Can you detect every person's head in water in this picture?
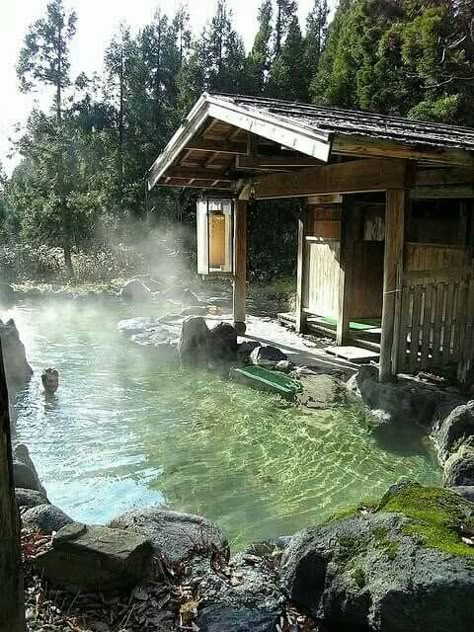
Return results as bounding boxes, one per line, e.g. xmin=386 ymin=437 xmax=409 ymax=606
xmin=41 ymin=368 xmax=59 ymax=394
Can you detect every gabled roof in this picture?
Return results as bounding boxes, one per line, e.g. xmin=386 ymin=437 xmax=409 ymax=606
xmin=216 ymin=94 xmax=474 ymax=152
xmin=147 ymin=92 xmax=474 ymax=191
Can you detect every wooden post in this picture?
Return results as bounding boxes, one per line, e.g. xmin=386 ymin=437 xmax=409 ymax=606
xmin=0 ymin=338 xmax=25 ymax=632
xmin=233 ymin=199 xmax=247 ymax=335
xmin=295 ymin=208 xmax=308 ymax=333
xmin=336 ymin=198 xmax=360 ymax=345
xmin=380 ymin=189 xmax=406 ymax=381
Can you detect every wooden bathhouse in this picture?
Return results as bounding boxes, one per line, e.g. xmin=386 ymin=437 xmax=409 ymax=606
xmin=148 ymin=93 xmax=474 ymax=382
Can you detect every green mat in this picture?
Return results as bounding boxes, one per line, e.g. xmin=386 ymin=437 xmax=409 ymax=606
xmin=230 ymin=366 xmax=303 ymax=400
xmin=315 ymin=316 xmax=380 ymax=331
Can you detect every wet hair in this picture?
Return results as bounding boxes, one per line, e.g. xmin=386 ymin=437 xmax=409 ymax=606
xmin=41 ymin=368 xmax=59 ymax=386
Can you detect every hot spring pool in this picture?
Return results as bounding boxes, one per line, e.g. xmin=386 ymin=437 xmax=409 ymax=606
xmin=8 ymin=299 xmax=442 ymax=547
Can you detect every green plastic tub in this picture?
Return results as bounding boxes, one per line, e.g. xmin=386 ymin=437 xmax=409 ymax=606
xmin=230 ymin=365 xmax=303 ymax=400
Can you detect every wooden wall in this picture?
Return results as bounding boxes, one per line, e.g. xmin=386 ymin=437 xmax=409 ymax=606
xmin=301 ymin=202 xmax=385 ymax=320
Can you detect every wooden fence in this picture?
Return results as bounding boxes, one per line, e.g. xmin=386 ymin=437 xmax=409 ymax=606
xmin=396 ymin=277 xmax=474 ymax=379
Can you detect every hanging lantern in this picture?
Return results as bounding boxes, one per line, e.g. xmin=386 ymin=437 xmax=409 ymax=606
xmin=196 ymin=198 xmax=234 ymax=275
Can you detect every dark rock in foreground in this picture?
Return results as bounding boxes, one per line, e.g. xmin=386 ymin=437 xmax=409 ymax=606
xmin=178 ymin=316 xmax=210 ymax=366
xmin=108 ymin=507 xmax=229 ymax=565
xmin=22 ymin=504 xmax=73 ymax=534
xmin=0 ymin=318 xmax=33 ymax=392
xmin=282 ymin=482 xmax=474 ymax=632
xmin=15 ymin=487 xmax=49 ymax=509
xmin=444 ymin=445 xmax=474 ymax=487
xmin=436 ymin=401 xmax=474 ymax=462
xmin=198 ymin=606 xmax=277 ymax=632
xmin=208 ymin=322 xmax=238 ymax=363
xmin=13 ymin=444 xmax=46 ymax=495
xmin=34 ymin=522 xmax=153 ymax=592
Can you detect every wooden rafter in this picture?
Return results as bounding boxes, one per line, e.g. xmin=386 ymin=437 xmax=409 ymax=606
xmin=333 ymin=135 xmax=474 ymax=168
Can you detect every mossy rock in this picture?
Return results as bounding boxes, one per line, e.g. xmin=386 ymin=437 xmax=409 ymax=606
xmin=377 ymin=481 xmax=474 ymax=557
xmin=282 ymin=482 xmax=474 ymax=632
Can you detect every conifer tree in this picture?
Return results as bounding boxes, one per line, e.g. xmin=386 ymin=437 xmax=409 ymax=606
xmin=17 ymin=0 xmax=77 ymax=274
xmin=246 ymin=0 xmax=273 ymax=95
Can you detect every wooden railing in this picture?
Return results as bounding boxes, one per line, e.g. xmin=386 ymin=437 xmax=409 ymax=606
xmin=397 ymin=277 xmax=474 ymax=379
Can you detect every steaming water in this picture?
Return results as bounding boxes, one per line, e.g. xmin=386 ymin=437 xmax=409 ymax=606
xmin=9 ymin=299 xmax=442 ymax=548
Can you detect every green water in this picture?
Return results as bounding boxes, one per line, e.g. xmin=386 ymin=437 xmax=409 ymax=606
xmin=9 ymin=299 xmax=442 ymax=548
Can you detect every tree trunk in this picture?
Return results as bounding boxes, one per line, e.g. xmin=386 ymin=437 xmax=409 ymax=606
xmin=0 ymin=338 xmax=25 ymax=632
xmin=63 ymin=238 xmax=74 ymax=278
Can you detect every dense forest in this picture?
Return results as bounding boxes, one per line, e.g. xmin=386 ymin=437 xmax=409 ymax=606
xmin=0 ymin=0 xmax=473 ymax=284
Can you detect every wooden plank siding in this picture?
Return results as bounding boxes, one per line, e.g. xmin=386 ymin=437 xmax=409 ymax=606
xmin=302 ymin=239 xmax=341 ymax=319
xmin=397 ymin=277 xmax=474 ymax=378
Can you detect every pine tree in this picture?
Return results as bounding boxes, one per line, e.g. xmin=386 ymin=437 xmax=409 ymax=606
xmin=104 ymin=25 xmax=132 ymax=202
xmin=17 ymin=0 xmax=77 ymax=274
xmin=246 ymin=0 xmax=273 ymax=95
xmin=303 ymin=0 xmax=329 ymax=95
xmin=274 ymin=0 xmax=298 ymax=55
xmin=178 ymin=0 xmax=246 ymax=109
xmin=267 ymin=15 xmax=307 ymax=100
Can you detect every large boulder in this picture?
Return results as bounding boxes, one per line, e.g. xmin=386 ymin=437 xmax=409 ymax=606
xmin=13 ymin=444 xmax=46 ymax=495
xmin=436 ymin=401 xmax=474 ymax=462
xmin=444 ymin=445 xmax=474 ymax=487
xmin=208 ymin=323 xmax=238 ymax=363
xmin=34 ymin=522 xmax=153 ymax=592
xmin=347 ymin=365 xmax=463 ymax=428
xmin=15 ymin=488 xmax=49 ymax=510
xmin=120 ymin=279 xmax=151 ymax=302
xmin=22 ymin=504 xmax=73 ymax=534
xmin=282 ymin=482 xmax=474 ymax=632
xmin=250 ymin=345 xmax=287 ymax=369
xmin=178 ymin=316 xmax=210 ymax=366
xmin=0 ymin=319 xmax=33 ymax=392
xmin=108 ymin=507 xmax=228 ymax=565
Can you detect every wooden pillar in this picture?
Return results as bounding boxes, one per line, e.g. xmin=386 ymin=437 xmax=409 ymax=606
xmin=379 ymin=189 xmax=406 ymax=381
xmin=336 ymin=198 xmax=360 ymax=345
xmin=0 ymin=338 xmax=24 ymax=632
xmin=233 ymin=199 xmax=247 ymax=335
xmin=295 ymin=209 xmax=308 ymax=333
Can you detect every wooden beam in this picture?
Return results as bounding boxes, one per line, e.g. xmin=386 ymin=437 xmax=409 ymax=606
xmin=253 ymin=158 xmax=408 ymax=200
xmin=379 ymin=189 xmax=406 ymax=381
xmin=410 ymin=185 xmax=474 ymax=199
xmin=166 ymin=167 xmax=233 ymax=182
xmin=158 ymin=181 xmax=232 ymax=191
xmin=416 ymin=167 xmax=474 ymax=186
xmin=0 ymin=337 xmax=25 ymax=632
xmin=295 ymin=209 xmax=308 ymax=333
xmin=233 ymin=199 xmax=247 ymax=335
xmin=333 ymin=134 xmax=474 ymax=168
xmin=185 ymin=140 xmax=248 ymax=155
xmin=237 ymin=155 xmax=323 ymax=170
xmin=336 ymin=199 xmax=361 ymax=345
